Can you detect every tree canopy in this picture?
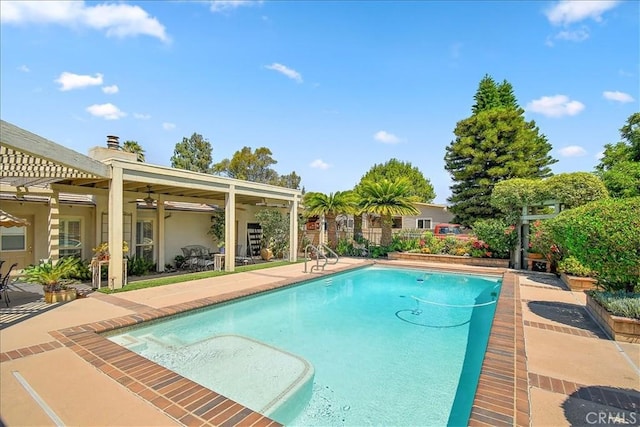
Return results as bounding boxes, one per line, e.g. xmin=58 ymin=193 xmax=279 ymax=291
xmin=122 ymin=140 xmax=145 ymax=162
xmin=213 ymin=146 xmax=302 ymax=189
xmin=355 ymin=158 xmax=435 ymax=203
xmin=357 ymin=178 xmax=420 ymax=246
xmin=170 ymin=133 xmax=213 ymax=173
xmin=595 ymin=112 xmax=640 ymax=198
xmin=445 ymin=75 xmax=556 ymax=226
xmin=303 ymin=191 xmax=357 ymax=248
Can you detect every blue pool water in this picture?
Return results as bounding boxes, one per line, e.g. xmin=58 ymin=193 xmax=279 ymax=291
xmin=108 ymin=266 xmax=501 ymax=426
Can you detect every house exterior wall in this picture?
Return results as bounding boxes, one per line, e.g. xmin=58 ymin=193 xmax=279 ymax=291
xmin=401 ymin=204 xmax=454 ymax=230
xmin=1 ymin=200 xmax=96 ymax=263
xmin=162 ymin=210 xmax=215 ymax=267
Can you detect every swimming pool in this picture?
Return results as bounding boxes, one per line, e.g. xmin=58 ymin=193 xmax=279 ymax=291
xmin=108 ymin=266 xmax=501 ymax=426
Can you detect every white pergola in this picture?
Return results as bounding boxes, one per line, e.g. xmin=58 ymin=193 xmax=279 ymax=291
xmin=0 ymin=120 xmax=302 ymax=288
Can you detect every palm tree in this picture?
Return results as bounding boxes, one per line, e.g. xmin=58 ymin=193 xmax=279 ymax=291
xmin=122 ymin=140 xmax=146 ymax=162
xmin=358 ymin=178 xmax=420 ymax=246
xmin=303 ymin=191 xmax=357 ymax=249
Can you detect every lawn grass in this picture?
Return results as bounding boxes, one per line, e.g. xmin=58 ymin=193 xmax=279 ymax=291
xmin=99 ymin=260 xmax=298 ymax=294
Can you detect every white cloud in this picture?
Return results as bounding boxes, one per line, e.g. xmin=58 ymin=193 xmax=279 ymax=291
xmin=56 ymin=72 xmax=103 ymax=91
xmin=603 ymin=91 xmax=635 ymax=103
xmin=310 ymin=159 xmax=330 ymax=170
xmin=162 ymin=122 xmax=176 ymax=130
xmin=18 ymin=65 xmax=30 ymax=72
xmin=0 ymin=1 xmax=169 ymax=42
xmin=265 ymin=63 xmax=303 ymax=83
xmin=526 ymin=95 xmax=585 ymax=118
xmin=554 ymin=28 xmax=590 ymax=42
xmin=102 ymin=84 xmax=119 ymax=94
xmin=134 ymin=113 xmax=151 ymax=120
xmin=595 ymin=151 xmax=605 ymax=160
xmin=86 ymin=103 xmax=125 ymax=120
xmin=545 ymin=0 xmax=620 ymax=26
xmin=209 ymin=1 xmax=261 ymax=13
xmin=373 ymin=130 xmax=400 ymax=144
xmin=559 ymin=145 xmax=587 ymax=157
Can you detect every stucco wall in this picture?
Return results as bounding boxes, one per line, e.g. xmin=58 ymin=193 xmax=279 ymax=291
xmin=2 ymin=199 xmax=96 ymax=264
xmin=401 ymin=205 xmax=454 ymax=230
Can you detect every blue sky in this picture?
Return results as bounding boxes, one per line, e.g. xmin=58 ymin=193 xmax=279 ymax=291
xmin=1 ymin=0 xmax=638 ymax=204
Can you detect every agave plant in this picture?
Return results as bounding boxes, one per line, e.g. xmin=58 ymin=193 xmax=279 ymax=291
xmin=22 ymin=257 xmax=80 ymax=292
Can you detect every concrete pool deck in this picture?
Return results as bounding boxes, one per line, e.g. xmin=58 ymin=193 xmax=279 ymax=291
xmin=1 ymin=258 xmax=638 ymax=426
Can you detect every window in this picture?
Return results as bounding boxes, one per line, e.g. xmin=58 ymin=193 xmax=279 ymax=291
xmin=392 ymin=217 xmax=402 ymax=229
xmin=60 ymin=218 xmax=82 ymax=258
xmin=0 ymin=226 xmax=26 ymax=251
xmin=100 ymin=212 xmax=132 ymax=252
xmin=136 ymin=220 xmax=154 ymax=261
xmin=416 ymin=218 xmax=432 ymax=229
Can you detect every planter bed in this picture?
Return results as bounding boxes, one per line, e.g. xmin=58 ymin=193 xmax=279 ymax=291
xmin=586 ymin=293 xmax=640 ymax=343
xmin=387 ymin=252 xmax=509 ymax=268
xmin=560 ymin=272 xmax=599 ymax=291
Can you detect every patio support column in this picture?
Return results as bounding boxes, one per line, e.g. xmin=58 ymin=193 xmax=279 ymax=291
xmin=289 ymin=200 xmax=298 ymax=261
xmin=225 ymin=187 xmax=236 ymax=271
xmin=108 ymin=165 xmax=124 ymax=289
xmin=157 ymin=194 xmax=165 ymax=272
xmin=48 ymin=191 xmax=60 ymax=262
xmin=94 ymin=195 xmax=105 ymax=250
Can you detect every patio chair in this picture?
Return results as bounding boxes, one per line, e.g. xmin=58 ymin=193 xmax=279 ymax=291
xmin=235 ymin=244 xmax=254 ymax=265
xmin=0 ymin=262 xmax=18 ymax=307
xmin=180 ymin=246 xmax=214 ymax=271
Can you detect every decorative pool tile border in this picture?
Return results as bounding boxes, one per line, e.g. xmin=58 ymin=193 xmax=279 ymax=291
xmin=1 ymin=262 xmax=529 ymax=426
xmin=468 ymin=271 xmax=530 ymax=427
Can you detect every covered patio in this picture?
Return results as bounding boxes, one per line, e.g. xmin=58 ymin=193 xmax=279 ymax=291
xmin=0 ymin=120 xmax=302 ymax=288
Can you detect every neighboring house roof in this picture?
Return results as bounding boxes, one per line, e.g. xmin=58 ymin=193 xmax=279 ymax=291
xmin=412 ymin=201 xmax=450 ymax=209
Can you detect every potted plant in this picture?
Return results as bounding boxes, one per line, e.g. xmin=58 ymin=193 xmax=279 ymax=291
xmin=208 ymin=211 xmax=225 ymax=252
xmin=22 ymin=257 xmax=80 ymax=303
xmin=92 ymin=241 xmax=129 ymax=261
xmin=255 ymin=209 xmax=289 ymax=260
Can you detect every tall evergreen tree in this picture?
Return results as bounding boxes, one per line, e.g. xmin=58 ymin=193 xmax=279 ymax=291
xmin=445 ymin=76 xmax=556 ymax=226
xmin=170 ymin=133 xmax=213 ymax=173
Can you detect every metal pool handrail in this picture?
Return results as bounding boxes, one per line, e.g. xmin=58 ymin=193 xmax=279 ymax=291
xmin=304 ymin=243 xmax=339 ymax=273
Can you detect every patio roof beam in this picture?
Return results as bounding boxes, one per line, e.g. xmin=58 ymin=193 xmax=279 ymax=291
xmin=1 ymin=120 xmax=111 ymax=180
xmin=0 ymin=184 xmax=54 ymax=195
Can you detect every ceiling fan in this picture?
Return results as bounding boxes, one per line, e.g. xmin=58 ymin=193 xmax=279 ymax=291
xmin=128 ymin=185 xmax=155 ymax=206
xmin=142 ymin=185 xmax=155 ymax=206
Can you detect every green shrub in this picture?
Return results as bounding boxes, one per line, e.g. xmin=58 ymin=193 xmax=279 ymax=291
xmin=545 ymin=172 xmax=609 ymax=209
xmin=588 ymin=291 xmax=640 ymax=319
xmin=418 ymin=231 xmax=444 ymax=254
xmin=557 ymin=256 xmax=594 ymax=277
xmin=549 ymin=197 xmax=640 ymax=292
xmin=127 ymin=256 xmax=156 ymax=276
xmin=491 ymin=178 xmax=550 ymax=223
xmin=472 ymin=219 xmax=517 ymax=259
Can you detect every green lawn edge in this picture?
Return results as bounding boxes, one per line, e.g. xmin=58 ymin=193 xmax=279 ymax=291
xmin=99 ymin=260 xmax=300 ymax=294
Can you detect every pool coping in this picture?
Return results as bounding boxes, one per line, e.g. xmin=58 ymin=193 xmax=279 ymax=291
xmin=6 ymin=261 xmax=528 ymax=426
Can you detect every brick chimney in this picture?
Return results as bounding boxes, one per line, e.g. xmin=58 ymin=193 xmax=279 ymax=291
xmin=106 ymin=135 xmax=120 ymax=150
